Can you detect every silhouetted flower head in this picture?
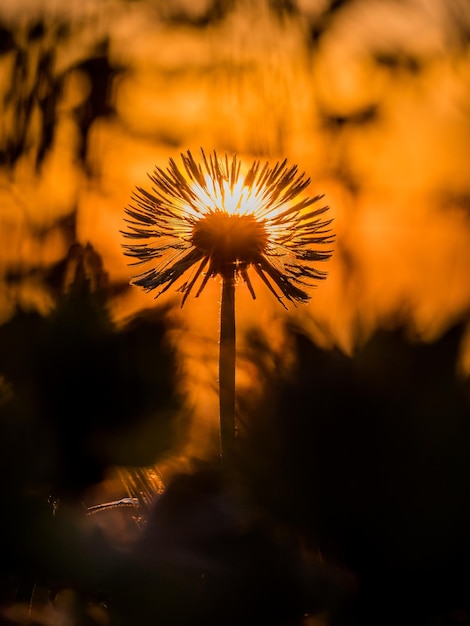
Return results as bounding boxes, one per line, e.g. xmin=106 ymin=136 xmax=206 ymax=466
xmin=122 ymin=149 xmax=334 ymax=308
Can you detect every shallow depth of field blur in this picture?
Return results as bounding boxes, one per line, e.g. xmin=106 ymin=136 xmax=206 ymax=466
xmin=1 ymin=1 xmax=470 ymax=625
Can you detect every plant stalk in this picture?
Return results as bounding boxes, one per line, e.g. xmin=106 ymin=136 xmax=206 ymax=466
xmin=219 ymin=270 xmax=236 ymax=467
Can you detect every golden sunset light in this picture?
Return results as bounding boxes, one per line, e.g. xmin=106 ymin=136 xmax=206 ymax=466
xmin=1 ymin=0 xmax=470 ymax=624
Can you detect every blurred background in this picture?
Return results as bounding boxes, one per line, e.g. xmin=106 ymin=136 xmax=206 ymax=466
xmin=1 ymin=0 xmax=470 ymax=625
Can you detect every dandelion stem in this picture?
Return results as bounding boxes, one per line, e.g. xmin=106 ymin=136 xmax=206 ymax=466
xmin=219 ymin=268 xmax=236 ymax=467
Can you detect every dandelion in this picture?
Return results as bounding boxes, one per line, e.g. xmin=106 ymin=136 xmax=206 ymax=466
xmin=122 ymin=149 xmax=334 ymax=467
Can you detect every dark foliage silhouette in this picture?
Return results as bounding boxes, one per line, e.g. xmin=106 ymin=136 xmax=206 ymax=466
xmin=0 ymin=243 xmax=184 ymax=619
xmin=0 ymin=244 xmax=181 ymax=499
xmin=236 ymin=318 xmax=470 ymax=626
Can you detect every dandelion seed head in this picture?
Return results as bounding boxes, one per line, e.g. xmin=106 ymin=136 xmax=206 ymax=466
xmin=122 ymin=149 xmax=334 ymax=308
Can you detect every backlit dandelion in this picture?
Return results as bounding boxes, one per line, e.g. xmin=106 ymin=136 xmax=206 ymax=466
xmin=122 ymin=149 xmax=334 ymax=467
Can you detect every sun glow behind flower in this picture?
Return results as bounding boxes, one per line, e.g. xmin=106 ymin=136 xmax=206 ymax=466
xmin=193 ymin=174 xmax=263 ymax=217
xmin=122 ymin=149 xmax=334 ymax=309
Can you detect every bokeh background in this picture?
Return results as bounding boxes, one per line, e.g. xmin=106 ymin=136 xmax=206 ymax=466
xmin=1 ymin=0 xmax=470 ymax=625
